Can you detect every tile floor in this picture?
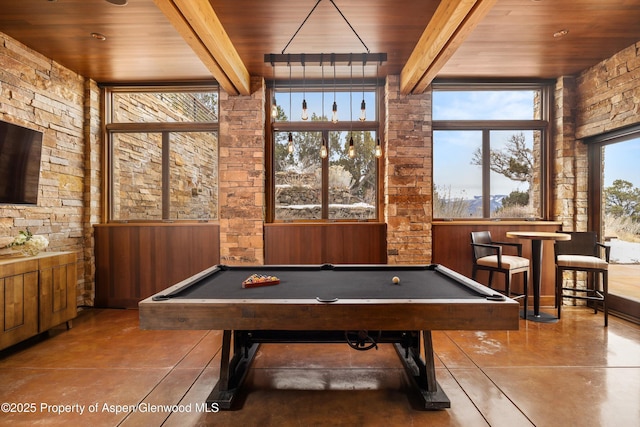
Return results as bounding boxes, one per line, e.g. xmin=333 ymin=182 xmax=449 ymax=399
xmin=0 ymin=307 xmax=638 ymax=426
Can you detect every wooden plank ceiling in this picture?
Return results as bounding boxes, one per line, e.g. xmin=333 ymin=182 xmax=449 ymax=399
xmin=1 ymin=0 xmax=639 ymax=94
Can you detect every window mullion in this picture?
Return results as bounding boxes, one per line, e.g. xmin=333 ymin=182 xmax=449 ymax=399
xmin=322 ymin=130 xmax=329 ymax=219
xmin=482 ymin=129 xmax=491 ymax=217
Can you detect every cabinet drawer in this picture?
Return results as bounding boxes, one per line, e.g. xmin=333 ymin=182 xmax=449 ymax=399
xmin=39 ymin=263 xmax=77 ymax=332
xmin=0 ymin=272 xmax=39 ymax=350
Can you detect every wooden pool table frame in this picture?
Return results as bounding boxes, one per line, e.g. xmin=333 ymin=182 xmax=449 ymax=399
xmin=139 ymin=264 xmax=519 ymax=410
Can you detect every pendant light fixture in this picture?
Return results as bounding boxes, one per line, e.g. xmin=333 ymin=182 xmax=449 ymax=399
xmin=301 ymin=56 xmax=308 ymax=120
xmin=348 ymin=60 xmax=355 ymax=159
xmin=375 ymin=139 xmax=382 ymax=158
xmin=359 ymin=60 xmax=366 ymax=121
xmin=265 ymin=0 xmax=386 ymax=128
xmin=331 ymin=58 xmax=338 ymax=123
xmin=374 ymin=63 xmax=382 ymax=158
xmin=320 ymin=63 xmax=328 ymax=159
xmin=288 ymin=63 xmax=293 ymax=154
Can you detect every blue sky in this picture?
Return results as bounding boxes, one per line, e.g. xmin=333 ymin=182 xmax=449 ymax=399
xmin=433 ymin=90 xmax=536 ymax=120
xmin=604 ymin=139 xmax=640 ymax=188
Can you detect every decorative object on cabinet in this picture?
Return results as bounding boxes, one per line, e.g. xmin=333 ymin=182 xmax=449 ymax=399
xmin=5 ymin=228 xmax=49 ymax=257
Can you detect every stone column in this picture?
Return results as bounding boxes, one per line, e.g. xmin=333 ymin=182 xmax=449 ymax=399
xmin=218 ymin=77 xmax=266 ymax=264
xmin=553 ymin=76 xmax=588 ymax=232
xmin=83 ymin=79 xmax=102 ymax=305
xmin=384 ymin=75 xmax=432 ymax=264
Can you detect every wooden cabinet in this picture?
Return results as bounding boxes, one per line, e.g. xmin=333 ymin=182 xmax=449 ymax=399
xmin=0 ymin=252 xmax=77 ymax=350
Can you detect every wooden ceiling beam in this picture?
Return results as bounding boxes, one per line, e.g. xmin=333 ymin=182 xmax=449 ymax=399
xmin=154 ymin=0 xmax=250 ymax=95
xmin=400 ymin=0 xmax=496 ymax=94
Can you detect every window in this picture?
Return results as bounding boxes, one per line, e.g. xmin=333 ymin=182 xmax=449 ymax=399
xmin=104 ymin=86 xmax=219 ymax=221
xmin=587 ymin=126 xmax=640 ymax=320
xmin=432 ymin=83 xmax=550 ymax=219
xmin=269 ymin=85 xmax=380 ymax=221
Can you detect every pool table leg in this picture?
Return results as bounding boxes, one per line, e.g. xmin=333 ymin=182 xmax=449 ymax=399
xmin=206 ymin=330 xmax=259 ymax=410
xmin=394 ymin=330 xmax=450 ymax=409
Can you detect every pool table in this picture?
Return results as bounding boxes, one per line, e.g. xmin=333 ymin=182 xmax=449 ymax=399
xmin=139 ymin=264 xmax=519 ymax=410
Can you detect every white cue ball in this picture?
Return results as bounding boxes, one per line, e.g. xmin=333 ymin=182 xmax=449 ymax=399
xmin=392 ymin=276 xmax=400 ymax=284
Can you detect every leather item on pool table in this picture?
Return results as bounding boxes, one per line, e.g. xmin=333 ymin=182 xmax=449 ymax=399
xmin=242 ymin=274 xmax=280 ymax=288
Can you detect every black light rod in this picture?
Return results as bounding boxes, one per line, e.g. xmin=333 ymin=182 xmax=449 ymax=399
xmin=265 ymin=53 xmax=386 ymax=67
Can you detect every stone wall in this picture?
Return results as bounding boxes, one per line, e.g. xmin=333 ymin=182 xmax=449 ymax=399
xmin=553 ymin=41 xmax=640 ymax=232
xmin=218 ymin=77 xmax=265 ymax=264
xmin=112 ymin=131 xmax=217 ymax=221
xmin=384 ymin=75 xmax=432 ymax=264
xmin=552 ymin=76 xmax=587 ymax=231
xmin=0 ymin=33 xmax=98 ymax=305
xmin=575 ymin=42 xmax=640 ymax=139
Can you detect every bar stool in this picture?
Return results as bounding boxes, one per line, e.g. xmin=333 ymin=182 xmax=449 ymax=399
xmin=470 ymin=231 xmax=529 ymax=311
xmin=554 ymin=231 xmax=610 ymax=326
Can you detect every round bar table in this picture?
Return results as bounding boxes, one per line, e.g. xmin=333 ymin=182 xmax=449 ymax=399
xmin=506 ymin=231 xmax=571 ymax=323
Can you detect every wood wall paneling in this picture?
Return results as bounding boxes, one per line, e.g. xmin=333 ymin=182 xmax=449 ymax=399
xmin=264 ymin=223 xmax=387 ymax=265
xmin=94 ymin=223 xmax=220 ymax=308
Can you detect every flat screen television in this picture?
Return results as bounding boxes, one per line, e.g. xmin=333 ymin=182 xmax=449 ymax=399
xmin=0 ymin=120 xmax=43 ymax=205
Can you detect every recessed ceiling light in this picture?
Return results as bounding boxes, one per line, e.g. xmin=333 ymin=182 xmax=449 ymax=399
xmin=105 ymin=0 xmax=128 ymax=5
xmin=91 ymin=32 xmax=107 ymax=41
xmin=553 ymin=29 xmax=569 ymax=38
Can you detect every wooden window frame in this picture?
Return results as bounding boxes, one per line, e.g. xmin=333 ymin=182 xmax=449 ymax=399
xmin=101 ymin=84 xmax=219 ymax=223
xmin=431 ymin=81 xmax=553 ymax=220
xmin=265 ymin=83 xmax=384 ymax=223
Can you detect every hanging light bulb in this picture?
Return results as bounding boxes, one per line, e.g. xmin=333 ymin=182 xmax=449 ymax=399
xmin=348 ymin=135 xmax=355 ymax=158
xmin=359 ymin=61 xmax=366 ymax=121
xmin=320 ymin=62 xmax=328 ymax=160
xmin=321 ymin=61 xmax=325 ymax=122
xmin=375 ymin=138 xmax=382 ymax=158
xmin=288 ymin=64 xmax=294 ymax=155
xmin=331 ymin=60 xmax=338 ymax=123
xmin=301 ymin=60 xmax=308 ymax=120
xmin=348 ymin=62 xmax=354 ymax=159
